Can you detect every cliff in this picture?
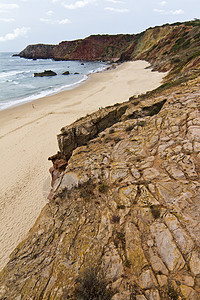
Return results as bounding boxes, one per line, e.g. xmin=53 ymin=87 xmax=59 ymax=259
xmin=1 ymin=74 xmax=200 ymax=299
xmin=1 ymin=21 xmax=200 ymax=299
xmin=17 ymin=20 xmax=200 ymax=80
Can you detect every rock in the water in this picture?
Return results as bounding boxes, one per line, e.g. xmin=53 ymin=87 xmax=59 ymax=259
xmin=62 ymin=70 xmax=70 ymax=75
xmin=34 ymin=70 xmax=57 ymax=77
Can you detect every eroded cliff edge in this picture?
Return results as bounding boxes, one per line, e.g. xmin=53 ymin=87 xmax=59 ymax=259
xmin=1 ymin=21 xmax=200 ymax=299
xmin=1 ymin=73 xmax=200 ymax=299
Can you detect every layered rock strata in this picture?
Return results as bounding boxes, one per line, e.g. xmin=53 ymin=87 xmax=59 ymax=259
xmin=1 ymin=75 xmax=200 ymax=299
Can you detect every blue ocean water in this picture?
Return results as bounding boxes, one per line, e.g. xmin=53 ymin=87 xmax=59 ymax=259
xmin=0 ymin=52 xmax=108 ymax=111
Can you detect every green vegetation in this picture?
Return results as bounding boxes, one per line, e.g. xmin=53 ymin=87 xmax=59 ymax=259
xmin=74 ymin=268 xmax=114 ymax=299
xmin=79 ymin=180 xmax=96 ymax=200
xmin=99 ymin=182 xmax=109 ymax=193
xmin=168 ymin=283 xmax=179 ymax=300
xmin=109 ymin=128 xmax=115 ymax=134
xmin=125 ymin=125 xmax=134 ymax=132
xmin=111 ymin=215 xmax=120 ymax=223
xmin=150 ymin=205 xmax=161 ymax=219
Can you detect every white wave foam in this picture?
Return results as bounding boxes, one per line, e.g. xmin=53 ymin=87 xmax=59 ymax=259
xmin=0 ymin=75 xmax=88 ymax=111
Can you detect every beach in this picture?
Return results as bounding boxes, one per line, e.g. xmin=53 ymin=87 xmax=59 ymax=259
xmin=0 ymin=60 xmax=166 ymax=271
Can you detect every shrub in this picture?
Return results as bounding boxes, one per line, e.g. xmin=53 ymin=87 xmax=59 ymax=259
xmin=111 ymin=215 xmax=120 ymax=223
xmin=99 ymin=182 xmax=109 ymax=193
xmin=74 ymin=268 xmax=113 ymax=300
xmin=79 ymin=180 xmax=96 ymax=200
xmin=150 ymin=205 xmax=161 ymax=219
xmin=109 ymin=128 xmax=115 ymax=134
xmin=125 ymin=125 xmax=134 ymax=132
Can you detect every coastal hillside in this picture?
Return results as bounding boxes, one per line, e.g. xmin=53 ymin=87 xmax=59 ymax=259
xmin=17 ymin=20 xmax=200 ymax=81
xmin=0 ymin=21 xmax=200 ymax=299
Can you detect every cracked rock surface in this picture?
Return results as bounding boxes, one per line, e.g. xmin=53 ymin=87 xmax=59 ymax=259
xmin=1 ymin=77 xmax=200 ymax=299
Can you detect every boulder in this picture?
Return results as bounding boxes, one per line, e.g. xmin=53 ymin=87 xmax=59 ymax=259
xmin=34 ymin=70 xmax=57 ymax=77
xmin=62 ymin=71 xmax=70 ymax=75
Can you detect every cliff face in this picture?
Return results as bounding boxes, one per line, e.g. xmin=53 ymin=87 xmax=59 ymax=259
xmin=18 ymin=44 xmax=55 ymax=59
xmin=17 ymin=20 xmax=200 ymax=79
xmin=1 ymin=74 xmax=200 ymax=299
xmin=1 ymin=21 xmax=200 ymax=299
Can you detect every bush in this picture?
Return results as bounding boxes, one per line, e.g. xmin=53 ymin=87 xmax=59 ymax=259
xmin=74 ymin=268 xmax=113 ymax=300
xmin=125 ymin=125 xmax=134 ymax=132
xmin=99 ymin=182 xmax=109 ymax=193
xmin=150 ymin=205 xmax=161 ymax=219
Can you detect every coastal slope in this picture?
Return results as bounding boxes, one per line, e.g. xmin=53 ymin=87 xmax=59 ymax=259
xmin=0 ymin=71 xmax=200 ymax=299
xmin=18 ymin=20 xmax=200 ymax=80
xmin=0 ymin=20 xmax=200 ymax=299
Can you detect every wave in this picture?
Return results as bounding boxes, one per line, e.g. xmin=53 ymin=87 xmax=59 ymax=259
xmin=0 ymin=75 xmax=88 ymax=111
xmin=0 ymin=70 xmax=32 ymax=79
xmin=88 ymin=65 xmax=108 ymax=74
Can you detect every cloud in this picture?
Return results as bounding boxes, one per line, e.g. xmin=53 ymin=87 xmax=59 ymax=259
xmin=154 ymin=8 xmax=184 ymax=15
xmin=46 ymin=10 xmax=53 ymax=16
xmin=0 ymin=27 xmax=30 ymax=42
xmin=171 ymin=9 xmax=184 ymax=15
xmin=106 ymin=0 xmax=124 ymax=3
xmin=0 ymin=18 xmax=15 ymax=23
xmin=40 ymin=18 xmax=71 ymax=24
xmin=58 ymin=18 xmax=71 ymax=24
xmin=105 ymin=6 xmax=129 ymax=13
xmin=62 ymin=0 xmax=96 ymax=9
xmin=0 ymin=4 xmax=19 ymax=10
xmin=160 ymin=1 xmax=167 ymax=6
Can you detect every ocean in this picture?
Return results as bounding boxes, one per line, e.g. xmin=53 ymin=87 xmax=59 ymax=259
xmin=0 ymin=52 xmax=108 ymax=111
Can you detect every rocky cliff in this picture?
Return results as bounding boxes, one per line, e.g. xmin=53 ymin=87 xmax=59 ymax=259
xmin=17 ymin=20 xmax=200 ymax=78
xmin=1 ymin=21 xmax=200 ymax=299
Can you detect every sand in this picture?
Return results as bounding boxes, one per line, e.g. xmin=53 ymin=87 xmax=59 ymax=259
xmin=0 ymin=60 xmax=166 ymax=271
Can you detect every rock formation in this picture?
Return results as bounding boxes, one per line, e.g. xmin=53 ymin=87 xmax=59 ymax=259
xmin=34 ymin=70 xmax=57 ymax=77
xmin=16 ymin=20 xmax=200 ymax=79
xmin=1 ymin=20 xmax=200 ymax=299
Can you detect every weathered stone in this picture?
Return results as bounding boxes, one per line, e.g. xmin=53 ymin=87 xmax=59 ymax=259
xmin=131 ymin=166 xmax=141 ymax=179
xmin=163 ymin=213 xmax=194 ymax=255
xmin=189 ymin=251 xmax=200 ymax=276
xmin=145 ymin=289 xmax=161 ymax=300
xmin=150 ymin=222 xmax=185 ymax=272
xmin=136 ymin=295 xmax=147 ymax=300
xmin=125 ymin=222 xmax=148 ymax=275
xmin=101 ymin=243 xmax=124 ymax=281
xmin=138 ymin=270 xmax=157 ymax=289
xmin=180 ymin=285 xmax=199 ymax=300
xmin=143 ymin=167 xmax=160 ymax=181
xmin=149 ymin=250 xmax=169 ymax=275
xmin=177 ymin=275 xmax=194 ymax=287
xmin=156 ymin=275 xmax=168 ymax=287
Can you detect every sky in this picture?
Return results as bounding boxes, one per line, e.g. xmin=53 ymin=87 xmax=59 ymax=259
xmin=0 ymin=0 xmax=199 ymax=52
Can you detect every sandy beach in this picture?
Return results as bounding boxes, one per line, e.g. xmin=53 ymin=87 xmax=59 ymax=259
xmin=0 ymin=60 xmax=166 ymax=271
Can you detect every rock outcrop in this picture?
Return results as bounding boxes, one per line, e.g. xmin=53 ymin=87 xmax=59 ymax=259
xmin=1 ymin=20 xmax=200 ymax=299
xmin=16 ymin=20 xmax=200 ymax=82
xmin=1 ymin=72 xmax=200 ymax=299
xmin=34 ymin=70 xmax=57 ymax=77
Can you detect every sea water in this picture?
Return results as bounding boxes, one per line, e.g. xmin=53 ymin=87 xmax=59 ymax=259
xmin=0 ymin=52 xmax=108 ymax=111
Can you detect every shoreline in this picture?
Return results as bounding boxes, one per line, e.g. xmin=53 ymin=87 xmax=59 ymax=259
xmin=0 ymin=60 xmax=166 ymax=271
xmin=0 ymin=56 xmax=110 ymax=111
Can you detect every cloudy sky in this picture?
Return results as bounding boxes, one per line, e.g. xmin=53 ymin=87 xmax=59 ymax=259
xmin=0 ymin=0 xmax=199 ymax=52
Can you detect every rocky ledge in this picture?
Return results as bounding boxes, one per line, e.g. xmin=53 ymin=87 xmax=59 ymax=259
xmin=0 ymin=72 xmax=200 ymax=299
